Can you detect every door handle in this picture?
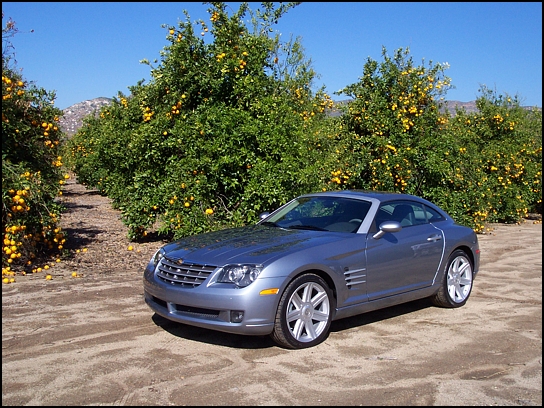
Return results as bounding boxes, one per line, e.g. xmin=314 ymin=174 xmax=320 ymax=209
xmin=427 ymin=234 xmax=442 ymax=242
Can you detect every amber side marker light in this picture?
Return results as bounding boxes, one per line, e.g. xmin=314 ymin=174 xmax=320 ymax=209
xmin=260 ymin=288 xmax=279 ymax=295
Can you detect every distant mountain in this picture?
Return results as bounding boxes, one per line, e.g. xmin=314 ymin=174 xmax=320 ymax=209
xmin=329 ymin=99 xmax=539 ymax=116
xmin=442 ymin=100 xmax=541 ymax=115
xmin=59 ymin=97 xmax=113 ymax=137
xmin=443 ymin=100 xmax=479 ymax=115
xmin=58 ymin=97 xmax=538 ymax=137
xmin=325 ymin=99 xmax=481 ymax=117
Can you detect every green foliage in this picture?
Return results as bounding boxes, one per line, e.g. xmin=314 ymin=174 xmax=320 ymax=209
xmin=441 ymin=87 xmax=542 ymax=229
xmin=332 ymin=48 xmax=541 ymax=232
xmin=66 ymin=2 xmax=334 ymax=239
xmin=331 ymin=47 xmax=453 ymax=193
xmin=64 ymin=3 xmax=541 ymax=239
xmin=2 ymin=14 xmax=67 ymax=270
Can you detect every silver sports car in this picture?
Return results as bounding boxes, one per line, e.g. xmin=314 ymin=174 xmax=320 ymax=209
xmin=143 ymin=190 xmax=480 ymax=349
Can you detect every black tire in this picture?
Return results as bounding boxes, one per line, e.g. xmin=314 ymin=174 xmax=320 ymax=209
xmin=270 ymin=273 xmax=334 ymax=349
xmin=431 ymin=249 xmax=474 ymax=308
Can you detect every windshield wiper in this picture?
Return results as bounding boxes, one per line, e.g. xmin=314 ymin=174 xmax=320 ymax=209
xmin=287 ymin=225 xmax=327 ymax=231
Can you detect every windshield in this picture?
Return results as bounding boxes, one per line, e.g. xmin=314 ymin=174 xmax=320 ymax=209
xmin=262 ymin=196 xmax=371 ymax=233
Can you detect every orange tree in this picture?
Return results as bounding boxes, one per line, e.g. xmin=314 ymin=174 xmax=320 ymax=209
xmin=328 ymin=47 xmax=541 ymax=231
xmin=330 ymin=48 xmax=454 ymax=198
xmin=65 ymin=2 xmax=334 ymax=239
xmin=64 ymin=6 xmax=541 ymax=237
xmin=441 ymin=87 xmax=542 ymax=230
xmin=2 ymin=13 xmax=66 ymax=273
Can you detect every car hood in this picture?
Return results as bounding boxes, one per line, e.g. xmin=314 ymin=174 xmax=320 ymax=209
xmin=161 ymin=225 xmax=355 ymax=266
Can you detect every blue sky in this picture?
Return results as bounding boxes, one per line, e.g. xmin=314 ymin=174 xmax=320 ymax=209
xmin=2 ymin=2 xmax=542 ymax=110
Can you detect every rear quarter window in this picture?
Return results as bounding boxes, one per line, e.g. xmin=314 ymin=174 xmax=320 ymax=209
xmin=424 ymin=205 xmax=445 ymax=222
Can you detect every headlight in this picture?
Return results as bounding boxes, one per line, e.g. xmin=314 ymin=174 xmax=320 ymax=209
xmin=217 ymin=264 xmax=262 ymax=288
xmin=151 ymin=248 xmax=165 ymax=268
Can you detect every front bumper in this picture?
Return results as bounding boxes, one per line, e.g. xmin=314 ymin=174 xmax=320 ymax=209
xmin=143 ymin=265 xmax=285 ymax=336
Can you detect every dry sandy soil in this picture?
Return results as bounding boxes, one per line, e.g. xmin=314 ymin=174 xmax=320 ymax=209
xmin=2 ymin=178 xmax=542 ymax=406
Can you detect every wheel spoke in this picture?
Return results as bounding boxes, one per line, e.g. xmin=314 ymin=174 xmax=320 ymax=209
xmin=458 ymin=260 xmax=470 ymax=274
xmin=454 ymin=283 xmax=463 ymax=300
xmin=311 ymin=289 xmax=327 ymax=308
xmin=448 ymin=283 xmax=456 ymax=299
xmin=459 ymin=276 xmax=472 ymax=286
xmin=305 ymin=321 xmax=317 ymax=340
xmin=286 ymin=307 xmax=302 ymax=323
xmin=290 ymin=291 xmax=303 ymax=309
xmin=301 ymin=283 xmax=313 ymax=302
xmin=451 ymin=258 xmax=460 ymax=274
xmin=291 ymin=319 xmax=305 ymax=339
xmin=311 ymin=309 xmax=329 ymax=322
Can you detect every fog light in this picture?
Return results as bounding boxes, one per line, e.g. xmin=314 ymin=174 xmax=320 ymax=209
xmin=230 ymin=310 xmax=244 ymax=323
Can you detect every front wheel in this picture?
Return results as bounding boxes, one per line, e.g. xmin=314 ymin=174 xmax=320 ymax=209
xmin=270 ymin=273 xmax=334 ymax=349
xmin=431 ymin=249 xmax=474 ymax=308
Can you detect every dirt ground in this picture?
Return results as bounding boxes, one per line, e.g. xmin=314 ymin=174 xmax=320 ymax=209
xmin=2 ymin=178 xmax=542 ymax=406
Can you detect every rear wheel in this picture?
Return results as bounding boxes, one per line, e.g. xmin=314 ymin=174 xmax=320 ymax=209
xmin=431 ymin=249 xmax=474 ymax=308
xmin=270 ymin=273 xmax=334 ymax=349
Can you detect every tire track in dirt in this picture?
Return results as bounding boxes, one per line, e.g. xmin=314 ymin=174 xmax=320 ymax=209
xmin=2 ymin=178 xmax=542 ymax=406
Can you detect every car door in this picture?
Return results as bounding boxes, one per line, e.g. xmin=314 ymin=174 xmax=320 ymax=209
xmin=365 ymin=200 xmax=445 ymax=301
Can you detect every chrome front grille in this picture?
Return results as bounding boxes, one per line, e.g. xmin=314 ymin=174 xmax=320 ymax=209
xmin=156 ymin=257 xmax=216 ymax=288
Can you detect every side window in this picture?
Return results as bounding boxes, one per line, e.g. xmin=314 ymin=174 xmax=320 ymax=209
xmin=375 ymin=201 xmax=427 ymax=228
xmin=412 ymin=204 xmax=427 ymax=225
xmin=423 ymin=205 xmax=445 ymax=222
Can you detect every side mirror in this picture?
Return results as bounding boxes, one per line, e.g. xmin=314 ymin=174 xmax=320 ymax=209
xmin=372 ymin=221 xmax=402 ymax=239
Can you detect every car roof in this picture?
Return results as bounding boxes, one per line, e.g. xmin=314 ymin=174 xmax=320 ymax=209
xmin=299 ymin=190 xmax=451 ymax=220
xmin=301 ymin=190 xmax=417 ymax=202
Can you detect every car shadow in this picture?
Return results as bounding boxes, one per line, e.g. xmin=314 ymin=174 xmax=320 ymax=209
xmin=329 ymin=297 xmax=434 ymax=333
xmin=151 ymin=314 xmax=277 ymax=349
xmin=151 ymin=297 xmax=434 ymax=349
